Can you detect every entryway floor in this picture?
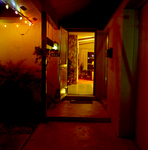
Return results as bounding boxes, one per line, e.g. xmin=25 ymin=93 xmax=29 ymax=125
xmin=22 ymin=122 xmax=139 ymax=150
xmin=47 ymin=100 xmax=110 ymax=122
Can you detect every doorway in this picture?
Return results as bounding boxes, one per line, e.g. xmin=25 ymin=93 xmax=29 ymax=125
xmin=67 ymin=32 xmax=95 ymax=95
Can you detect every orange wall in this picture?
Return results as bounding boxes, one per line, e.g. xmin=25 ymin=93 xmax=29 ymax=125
xmin=0 ymin=22 xmax=41 ymax=71
xmin=103 ymin=0 xmax=129 ymax=135
xmin=135 ymin=3 xmax=148 ymax=150
xmin=46 ymin=21 xmax=60 ymax=101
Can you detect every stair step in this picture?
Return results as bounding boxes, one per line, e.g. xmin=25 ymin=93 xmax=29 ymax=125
xmin=70 ymin=100 xmax=93 ymax=104
xmin=65 ymin=94 xmax=96 ymax=101
xmin=46 ymin=117 xmax=111 ymax=122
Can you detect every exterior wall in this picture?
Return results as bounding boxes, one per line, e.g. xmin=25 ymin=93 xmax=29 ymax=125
xmin=135 ymin=3 xmax=148 ymax=150
xmin=95 ymin=31 xmax=104 ymax=99
xmin=0 ymin=22 xmax=41 ymax=70
xmin=46 ymin=21 xmax=60 ymax=103
xmin=68 ymin=35 xmax=78 ymax=84
xmin=119 ymin=9 xmax=139 ymax=138
xmin=103 ymin=0 xmax=129 ymax=135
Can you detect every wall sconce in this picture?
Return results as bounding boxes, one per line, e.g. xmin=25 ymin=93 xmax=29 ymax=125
xmin=52 ymin=42 xmax=58 ymax=50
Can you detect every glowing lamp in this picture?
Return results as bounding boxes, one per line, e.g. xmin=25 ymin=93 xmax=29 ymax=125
xmin=52 ymin=42 xmax=58 ymax=50
xmin=6 ymin=4 xmax=9 ymax=9
xmin=15 ymin=10 xmax=18 ymax=14
xmin=29 ymin=22 xmax=32 ymax=26
xmin=20 ymin=17 xmax=22 ymax=20
xmin=16 ymin=24 xmax=19 ymax=27
xmin=25 ymin=20 xmax=27 ymax=23
xmin=4 ymin=25 xmax=6 ymax=27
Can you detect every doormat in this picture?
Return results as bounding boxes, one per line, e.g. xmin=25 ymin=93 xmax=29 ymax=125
xmin=70 ymin=100 xmax=93 ymax=104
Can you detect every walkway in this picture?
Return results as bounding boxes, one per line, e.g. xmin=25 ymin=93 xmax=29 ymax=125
xmin=22 ymin=100 xmax=139 ymax=150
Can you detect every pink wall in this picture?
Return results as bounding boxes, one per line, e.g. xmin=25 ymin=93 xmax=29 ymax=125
xmin=103 ymin=0 xmax=129 ymax=135
xmin=135 ymin=3 xmax=148 ymax=150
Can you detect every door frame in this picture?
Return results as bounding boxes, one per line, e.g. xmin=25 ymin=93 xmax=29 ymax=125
xmin=66 ymin=28 xmax=97 ymax=97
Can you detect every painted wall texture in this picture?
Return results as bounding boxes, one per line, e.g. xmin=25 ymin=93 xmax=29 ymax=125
xmin=0 ymin=22 xmax=41 ymax=70
xmin=68 ymin=35 xmax=78 ymax=84
xmin=46 ymin=21 xmax=60 ymax=103
xmin=103 ymin=0 xmax=129 ymax=135
xmin=135 ymin=3 xmax=148 ymax=150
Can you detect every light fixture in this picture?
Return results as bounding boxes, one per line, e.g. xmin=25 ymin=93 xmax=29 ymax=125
xmin=52 ymin=42 xmax=58 ymax=50
xmin=16 ymin=24 xmax=19 ymax=27
xmin=29 ymin=22 xmax=32 ymax=26
xmin=4 ymin=25 xmax=6 ymax=27
xmin=6 ymin=4 xmax=9 ymax=9
xmin=15 ymin=10 xmax=18 ymax=14
xmin=2 ymin=1 xmax=33 ymax=25
xmin=25 ymin=20 xmax=27 ymax=23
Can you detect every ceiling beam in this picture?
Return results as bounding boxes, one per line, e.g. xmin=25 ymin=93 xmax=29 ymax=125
xmin=31 ymin=0 xmax=59 ymax=29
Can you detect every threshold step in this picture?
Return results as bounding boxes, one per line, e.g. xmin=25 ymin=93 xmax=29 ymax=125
xmin=70 ymin=100 xmax=93 ymax=104
xmin=65 ymin=94 xmax=96 ymax=101
xmin=46 ymin=117 xmax=111 ymax=122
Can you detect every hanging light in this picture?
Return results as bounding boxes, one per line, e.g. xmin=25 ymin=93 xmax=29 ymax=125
xmin=15 ymin=10 xmax=18 ymax=14
xmin=29 ymin=22 xmax=32 ymax=26
xmin=6 ymin=4 xmax=9 ymax=9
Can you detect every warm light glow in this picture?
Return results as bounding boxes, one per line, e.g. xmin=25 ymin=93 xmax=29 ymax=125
xmin=6 ymin=4 xmax=9 ymax=9
xmin=29 ymin=22 xmax=32 ymax=26
xmin=25 ymin=20 xmax=27 ymax=23
xmin=4 ymin=25 xmax=6 ymax=27
xmin=20 ymin=17 xmax=22 ymax=20
xmin=16 ymin=24 xmax=19 ymax=27
xmin=52 ymin=43 xmax=58 ymax=50
xmin=15 ymin=10 xmax=18 ymax=14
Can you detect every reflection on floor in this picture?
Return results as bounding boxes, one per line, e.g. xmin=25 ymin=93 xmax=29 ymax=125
xmin=68 ymin=79 xmax=93 ymax=94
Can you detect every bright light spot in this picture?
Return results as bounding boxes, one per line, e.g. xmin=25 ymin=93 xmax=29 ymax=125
xmin=6 ymin=4 xmax=9 ymax=9
xmin=4 ymin=25 xmax=6 ymax=27
xmin=16 ymin=24 xmax=19 ymax=27
xmin=15 ymin=10 xmax=18 ymax=14
xmin=29 ymin=22 xmax=32 ymax=26
xmin=52 ymin=43 xmax=58 ymax=50
xmin=25 ymin=20 xmax=27 ymax=23
xmin=20 ymin=17 xmax=22 ymax=20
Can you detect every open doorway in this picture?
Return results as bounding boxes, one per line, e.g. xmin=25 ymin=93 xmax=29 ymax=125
xmin=67 ymin=32 xmax=95 ymax=95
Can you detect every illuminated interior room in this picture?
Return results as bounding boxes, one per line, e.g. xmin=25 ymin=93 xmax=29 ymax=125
xmin=67 ymin=32 xmax=95 ymax=95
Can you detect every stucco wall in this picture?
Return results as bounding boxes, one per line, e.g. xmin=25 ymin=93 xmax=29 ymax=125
xmin=0 ymin=22 xmax=41 ymax=70
xmin=135 ymin=3 xmax=148 ymax=150
xmin=103 ymin=0 xmax=129 ymax=135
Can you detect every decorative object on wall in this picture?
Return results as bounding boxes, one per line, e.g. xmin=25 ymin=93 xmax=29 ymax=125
xmin=68 ymin=35 xmax=78 ymax=84
xmin=106 ymin=48 xmax=113 ymax=58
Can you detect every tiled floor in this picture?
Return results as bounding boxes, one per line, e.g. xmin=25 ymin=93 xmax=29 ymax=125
xmin=68 ymin=83 xmax=93 ymax=94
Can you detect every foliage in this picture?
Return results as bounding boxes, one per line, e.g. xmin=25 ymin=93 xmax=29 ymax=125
xmin=0 ymin=60 xmax=42 ymax=121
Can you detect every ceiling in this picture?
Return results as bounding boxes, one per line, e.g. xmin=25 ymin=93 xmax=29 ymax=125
xmin=0 ymin=0 xmax=123 ymax=29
